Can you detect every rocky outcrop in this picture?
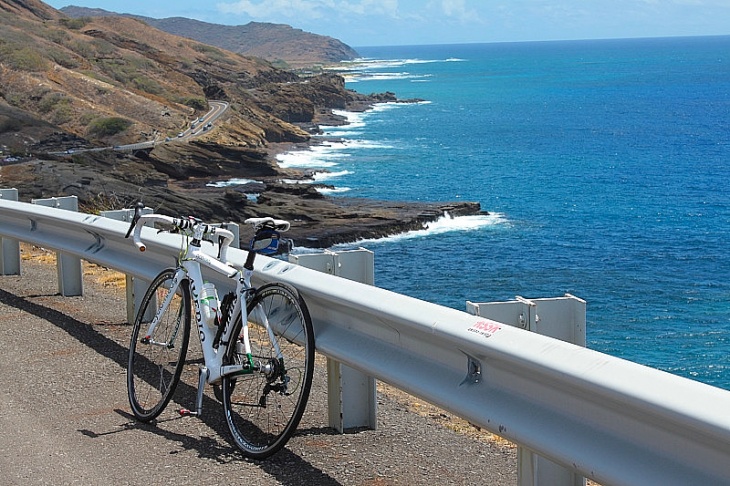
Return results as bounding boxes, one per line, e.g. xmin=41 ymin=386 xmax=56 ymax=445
xmin=2 ymin=140 xmax=484 ymax=248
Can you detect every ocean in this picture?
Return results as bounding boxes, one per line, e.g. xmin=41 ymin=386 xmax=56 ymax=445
xmin=276 ymin=36 xmax=730 ymax=389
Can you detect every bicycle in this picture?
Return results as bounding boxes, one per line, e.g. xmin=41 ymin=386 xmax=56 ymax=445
xmin=123 ymin=203 xmax=315 ymax=459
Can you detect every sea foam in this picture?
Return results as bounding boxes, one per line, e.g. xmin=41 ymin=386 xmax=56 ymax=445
xmin=333 ymin=212 xmax=510 ymax=248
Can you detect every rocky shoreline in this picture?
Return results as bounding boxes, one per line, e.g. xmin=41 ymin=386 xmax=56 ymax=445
xmin=253 ymin=98 xmax=489 ymax=247
xmin=2 ymin=136 xmax=484 ymax=251
xmin=1 ymin=94 xmax=483 ymax=250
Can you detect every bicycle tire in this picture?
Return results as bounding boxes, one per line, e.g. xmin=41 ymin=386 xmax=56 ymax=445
xmin=222 ymin=282 xmax=315 ymax=459
xmin=127 ymin=268 xmax=191 ymax=421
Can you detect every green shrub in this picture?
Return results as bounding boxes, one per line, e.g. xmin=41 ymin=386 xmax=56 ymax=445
xmin=87 ymin=117 xmax=133 ymax=137
xmin=40 ymin=28 xmax=70 ymax=45
xmin=69 ymin=40 xmax=93 ymax=59
xmin=48 ymin=48 xmax=79 ymax=69
xmin=181 ymin=97 xmax=207 ymax=110
xmin=6 ymin=47 xmax=48 ymax=71
xmin=191 ymin=43 xmax=233 ymax=64
xmin=60 ymin=17 xmax=91 ymax=30
xmin=38 ymin=92 xmax=69 ymax=114
xmin=91 ymin=38 xmax=116 ymax=57
xmin=79 ymin=112 xmax=97 ymax=125
xmin=0 ymin=116 xmax=22 ymax=132
xmin=132 ymin=75 xmax=162 ymax=95
xmin=51 ymin=104 xmax=73 ymax=125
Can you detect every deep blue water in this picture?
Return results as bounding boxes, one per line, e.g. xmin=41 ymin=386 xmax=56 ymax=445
xmin=278 ymin=36 xmax=730 ymax=389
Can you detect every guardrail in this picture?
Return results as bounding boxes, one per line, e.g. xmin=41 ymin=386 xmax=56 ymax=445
xmin=2 ymin=195 xmax=730 ymax=485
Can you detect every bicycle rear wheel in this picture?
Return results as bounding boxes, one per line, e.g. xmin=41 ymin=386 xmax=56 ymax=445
xmin=222 ymin=283 xmax=315 ymax=459
xmin=127 ymin=268 xmax=191 ymax=421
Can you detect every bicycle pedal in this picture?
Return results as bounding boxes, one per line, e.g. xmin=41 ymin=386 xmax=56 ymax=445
xmin=178 ymin=408 xmax=199 ymax=417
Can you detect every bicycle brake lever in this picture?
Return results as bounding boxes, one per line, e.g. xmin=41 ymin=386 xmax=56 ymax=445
xmin=124 ymin=202 xmax=145 ymax=239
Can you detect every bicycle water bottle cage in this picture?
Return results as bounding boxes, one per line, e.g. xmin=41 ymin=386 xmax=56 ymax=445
xmin=249 ymin=228 xmax=281 ymax=255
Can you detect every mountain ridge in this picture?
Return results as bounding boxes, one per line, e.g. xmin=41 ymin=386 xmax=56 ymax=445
xmin=59 ymin=5 xmax=360 ymax=67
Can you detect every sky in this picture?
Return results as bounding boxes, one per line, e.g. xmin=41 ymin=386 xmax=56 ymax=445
xmin=44 ymin=0 xmax=730 ymax=47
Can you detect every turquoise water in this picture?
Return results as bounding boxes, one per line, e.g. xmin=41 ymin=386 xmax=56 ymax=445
xmin=279 ymin=36 xmax=730 ymax=388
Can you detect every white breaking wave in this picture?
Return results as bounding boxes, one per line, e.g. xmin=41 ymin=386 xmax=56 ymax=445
xmin=332 ymin=57 xmax=464 ymax=82
xmin=339 ymin=57 xmax=464 ymax=70
xmin=312 ymin=170 xmax=352 ymax=182
xmin=333 ymin=212 xmax=510 ymax=248
xmin=346 ymin=72 xmax=433 ymax=83
xmin=317 ymin=186 xmax=351 ymax=194
xmin=206 ymin=178 xmax=259 ymax=187
xmin=320 ymin=103 xmax=424 ymax=137
xmin=325 ymin=109 xmax=367 ymax=129
xmin=276 ymin=136 xmax=396 ymax=170
xmin=280 ymin=170 xmax=351 ymax=190
xmin=276 ymin=143 xmax=346 ymax=168
xmin=320 ymin=129 xmax=362 ymax=137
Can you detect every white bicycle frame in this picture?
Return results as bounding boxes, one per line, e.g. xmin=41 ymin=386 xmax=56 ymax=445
xmin=132 ymin=214 xmax=284 ymax=388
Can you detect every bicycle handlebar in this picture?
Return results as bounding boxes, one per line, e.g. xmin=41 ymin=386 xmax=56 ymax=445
xmin=123 ymin=204 xmax=290 ymax=268
xmin=128 ymin=213 xmax=235 ymax=261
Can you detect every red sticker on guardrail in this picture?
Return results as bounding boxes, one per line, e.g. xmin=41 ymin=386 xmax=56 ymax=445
xmin=467 ymin=320 xmax=502 ymax=338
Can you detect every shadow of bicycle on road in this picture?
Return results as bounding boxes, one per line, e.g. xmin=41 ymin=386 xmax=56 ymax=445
xmin=0 ymin=287 xmax=343 ymax=486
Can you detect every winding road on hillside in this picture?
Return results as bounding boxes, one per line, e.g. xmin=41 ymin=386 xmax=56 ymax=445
xmin=56 ymin=101 xmax=229 ymax=155
xmin=116 ymin=100 xmax=229 ymax=152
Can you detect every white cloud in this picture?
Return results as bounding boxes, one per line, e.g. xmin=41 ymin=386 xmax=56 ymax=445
xmin=216 ymin=0 xmax=317 ymax=19
xmin=217 ymin=0 xmax=401 ymax=20
xmin=440 ymin=0 xmax=481 ymax=21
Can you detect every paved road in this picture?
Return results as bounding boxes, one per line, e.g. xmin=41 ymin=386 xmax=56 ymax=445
xmin=0 ymin=251 xmax=516 ymax=485
xmin=54 ymin=101 xmax=229 ymax=155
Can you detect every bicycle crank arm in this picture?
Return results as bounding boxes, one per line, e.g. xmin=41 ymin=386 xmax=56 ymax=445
xmin=141 ymin=336 xmax=175 ymax=349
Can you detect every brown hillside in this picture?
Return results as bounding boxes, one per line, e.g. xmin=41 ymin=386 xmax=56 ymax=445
xmin=0 ymin=1 xmax=321 ymax=149
xmin=0 ymin=0 xmax=61 ymax=19
xmin=60 ymin=6 xmax=360 ymax=67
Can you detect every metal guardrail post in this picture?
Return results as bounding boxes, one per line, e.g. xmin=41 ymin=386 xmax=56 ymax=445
xmin=0 ymin=188 xmax=21 ymax=275
xmin=100 ymin=208 xmax=154 ymax=323
xmin=0 ymin=188 xmax=20 ymax=275
xmin=290 ymin=248 xmax=377 ymax=432
xmin=467 ymin=294 xmax=587 ymax=486
xmin=31 ymin=196 xmax=83 ymax=296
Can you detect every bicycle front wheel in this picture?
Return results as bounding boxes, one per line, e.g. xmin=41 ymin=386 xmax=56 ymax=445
xmin=222 ymin=283 xmax=315 ymax=459
xmin=127 ymin=268 xmax=191 ymax=421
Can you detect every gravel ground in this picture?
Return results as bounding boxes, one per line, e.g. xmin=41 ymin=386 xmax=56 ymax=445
xmin=0 ymin=245 xmax=517 ymax=485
